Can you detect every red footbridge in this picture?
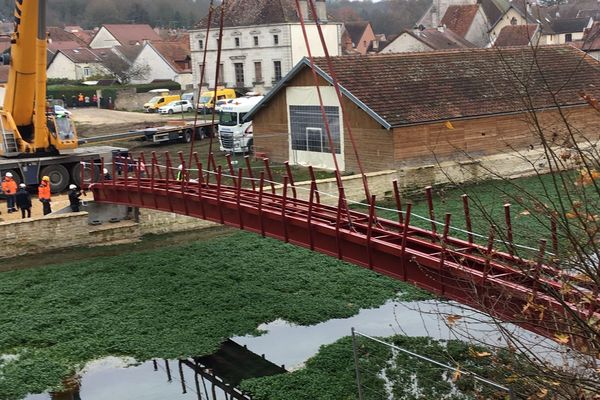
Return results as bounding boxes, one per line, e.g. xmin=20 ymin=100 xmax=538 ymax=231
xmin=83 ymin=152 xmax=599 ymax=352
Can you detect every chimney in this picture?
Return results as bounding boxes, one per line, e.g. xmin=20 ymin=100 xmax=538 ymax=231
xmin=298 ymin=0 xmax=309 ymax=20
xmin=316 ymin=0 xmax=328 ymax=22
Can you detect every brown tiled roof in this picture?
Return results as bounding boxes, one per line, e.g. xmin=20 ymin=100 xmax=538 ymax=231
xmin=403 ymin=28 xmax=476 ymax=50
xmin=306 ymin=45 xmax=600 ymax=127
xmin=582 ymin=21 xmax=600 ymax=51
xmin=102 ymin=24 xmax=161 ymax=46
xmin=151 ymin=41 xmax=191 ymax=73
xmin=47 ymin=40 xmax=84 ymax=53
xmin=59 ymin=48 xmax=106 ymax=63
xmin=344 ymin=21 xmax=370 ymax=45
xmin=494 ymin=24 xmax=538 ymax=46
xmin=440 ymin=5 xmax=479 ymax=37
xmin=47 ymin=27 xmax=88 ymax=47
xmin=113 ymin=45 xmax=143 ymax=63
xmin=550 ymin=17 xmax=590 ymax=34
xmin=197 ymin=0 xmax=321 ymax=27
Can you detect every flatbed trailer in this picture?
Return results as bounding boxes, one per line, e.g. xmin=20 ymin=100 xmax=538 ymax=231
xmin=78 ymin=120 xmax=217 ymax=146
xmin=0 ymin=146 xmax=127 ymax=192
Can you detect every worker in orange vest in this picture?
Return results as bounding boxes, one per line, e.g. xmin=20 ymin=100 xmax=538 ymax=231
xmin=2 ymin=172 xmax=17 ymax=213
xmin=38 ymin=176 xmax=52 ymax=215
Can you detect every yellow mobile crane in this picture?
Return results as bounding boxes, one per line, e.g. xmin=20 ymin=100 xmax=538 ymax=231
xmin=0 ymin=0 xmax=123 ymax=192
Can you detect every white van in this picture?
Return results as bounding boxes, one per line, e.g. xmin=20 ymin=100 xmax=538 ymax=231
xmin=218 ymin=96 xmax=264 ymax=153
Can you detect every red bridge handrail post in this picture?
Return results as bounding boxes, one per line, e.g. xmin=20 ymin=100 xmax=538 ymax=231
xmin=216 ymin=165 xmax=224 ymax=224
xmin=100 ymin=157 xmax=105 ymax=188
xmin=245 ymin=156 xmax=256 ymax=191
xmin=366 ymin=194 xmax=377 ymax=269
xmin=236 ymin=168 xmax=244 ymax=230
xmin=282 ymin=176 xmax=289 ymax=243
xmin=462 ymin=194 xmax=474 ymax=244
xmin=284 ymin=162 xmax=297 ymax=200
xmin=258 ymin=171 xmax=265 ymax=237
xmin=393 ymin=180 xmax=404 ymax=226
xmin=195 ymin=157 xmax=206 ymax=219
xmin=308 ymin=166 xmax=320 ymax=204
xmin=425 ymin=186 xmax=437 ymax=240
xmin=263 ymin=158 xmax=276 ymax=195
xmin=111 ymin=154 xmax=117 ymax=189
xmin=504 ymin=203 xmax=514 ymax=256
xmin=193 ymin=152 xmax=204 ymax=184
xmin=177 ymin=151 xmax=189 ymax=216
xmin=165 ymin=152 xmax=173 ymax=212
xmin=307 ymin=180 xmax=316 ymax=251
xmin=483 ymin=228 xmax=496 ymax=283
xmin=400 ymin=202 xmax=413 ymax=280
xmin=335 ymin=186 xmax=346 ymax=260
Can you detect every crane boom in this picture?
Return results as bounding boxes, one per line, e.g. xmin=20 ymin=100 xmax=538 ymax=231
xmin=1 ymin=0 xmax=77 ymax=156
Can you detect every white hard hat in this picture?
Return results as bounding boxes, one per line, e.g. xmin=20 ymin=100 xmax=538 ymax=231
xmin=5 ymin=172 xmax=12 ymax=178
xmin=177 ymin=164 xmax=183 ymax=170
xmin=103 ymin=168 xmax=108 ymax=174
xmin=69 ymin=184 xmax=77 ymax=190
xmin=19 ymin=183 xmax=26 ymax=188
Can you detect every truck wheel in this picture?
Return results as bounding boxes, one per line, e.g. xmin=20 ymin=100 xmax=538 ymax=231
xmin=71 ymin=163 xmax=99 ymax=187
xmin=40 ymin=164 xmax=69 ymax=193
xmin=182 ymin=129 xmax=193 ymax=143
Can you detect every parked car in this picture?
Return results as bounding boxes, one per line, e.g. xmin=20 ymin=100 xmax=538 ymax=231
xmin=53 ymin=105 xmax=72 ymax=117
xmin=158 ymin=100 xmax=194 ymax=114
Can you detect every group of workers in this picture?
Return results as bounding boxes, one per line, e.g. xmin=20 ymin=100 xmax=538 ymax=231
xmin=1 ymin=173 xmax=85 ymax=219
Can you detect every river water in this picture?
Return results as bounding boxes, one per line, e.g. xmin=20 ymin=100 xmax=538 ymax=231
xmin=22 ymin=299 xmax=551 ymax=399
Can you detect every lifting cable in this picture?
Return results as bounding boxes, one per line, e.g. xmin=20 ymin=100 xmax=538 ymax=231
xmin=205 ymin=0 xmax=227 ymax=173
xmin=304 ymin=0 xmax=372 ymax=206
xmin=188 ymin=0 xmax=216 ymax=166
xmin=293 ymin=0 xmax=352 ymax=223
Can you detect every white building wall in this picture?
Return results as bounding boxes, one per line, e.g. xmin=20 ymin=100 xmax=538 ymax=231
xmin=47 ymin=53 xmax=78 ymax=80
xmin=89 ymin=27 xmax=119 ymax=49
xmin=130 ymin=44 xmax=178 ymax=85
xmin=379 ymin=33 xmax=431 ymax=53
xmin=47 ymin=53 xmax=108 ymax=80
xmin=190 ymin=22 xmax=341 ymax=92
xmin=465 ymin=8 xmax=490 ymax=47
xmin=289 ymin=23 xmax=341 ymax=65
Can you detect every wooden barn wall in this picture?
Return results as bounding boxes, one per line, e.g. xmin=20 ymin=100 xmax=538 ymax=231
xmin=393 ymin=107 xmax=600 ymax=166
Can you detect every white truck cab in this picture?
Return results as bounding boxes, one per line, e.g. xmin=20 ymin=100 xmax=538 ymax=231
xmin=218 ymin=95 xmax=264 ymax=153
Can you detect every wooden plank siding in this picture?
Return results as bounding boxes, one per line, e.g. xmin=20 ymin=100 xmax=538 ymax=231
xmin=252 ymin=65 xmax=600 ymax=173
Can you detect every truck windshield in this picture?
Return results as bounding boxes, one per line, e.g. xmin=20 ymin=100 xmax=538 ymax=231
xmin=219 ymin=111 xmax=238 ymax=126
xmin=199 ymin=96 xmax=212 ymax=104
xmin=148 ymin=96 xmax=161 ymax=104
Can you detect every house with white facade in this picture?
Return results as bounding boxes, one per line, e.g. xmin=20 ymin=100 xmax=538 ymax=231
xmin=380 ymin=27 xmax=475 ymax=53
xmin=190 ymin=0 xmax=342 ymax=93
xmin=129 ymin=38 xmax=193 ymax=89
xmin=46 ymin=48 xmax=111 ymax=80
xmin=89 ymin=24 xmax=161 ymax=49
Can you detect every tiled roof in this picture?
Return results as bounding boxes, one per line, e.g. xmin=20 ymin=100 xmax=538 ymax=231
xmin=304 ymin=45 xmax=600 ymax=127
xmin=344 ymin=21 xmax=370 ymax=45
xmin=59 ymin=48 xmax=106 ymax=63
xmin=47 ymin=27 xmax=88 ymax=47
xmin=197 ymin=0 xmax=330 ymax=27
xmin=102 ymin=24 xmax=161 ymax=46
xmin=404 ymin=28 xmax=476 ymax=50
xmin=113 ymin=45 xmax=143 ymax=64
xmin=151 ymin=41 xmax=191 ymax=73
xmin=582 ymin=21 xmax=600 ymax=51
xmin=440 ymin=5 xmax=479 ymax=37
xmin=494 ymin=24 xmax=538 ymax=46
xmin=549 ymin=17 xmax=590 ymax=34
